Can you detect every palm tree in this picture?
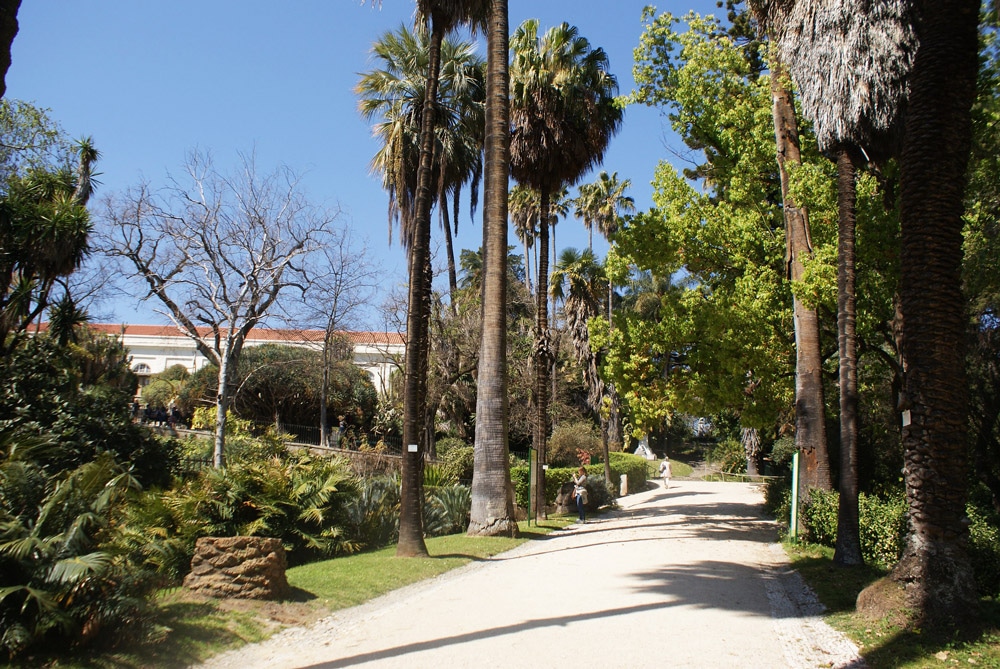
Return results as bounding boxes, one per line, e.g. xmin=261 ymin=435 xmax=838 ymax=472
xmin=572 ymin=170 xmax=633 ymax=451
xmin=0 ymin=139 xmax=98 ymax=354
xmin=509 ymin=19 xmax=623 ymax=520
xmin=752 ymin=0 xmax=915 ymax=567
xmin=509 ymin=184 xmax=539 ymax=293
xmin=356 ymin=25 xmax=485 ymax=303
xmin=550 ymin=247 xmax=613 ymax=482
xmin=468 ymin=0 xmax=518 ymax=537
xmin=358 ymin=10 xmax=486 ymax=556
xmin=573 ymin=171 xmax=634 ymax=250
xmin=758 ymin=0 xmax=980 ymax=626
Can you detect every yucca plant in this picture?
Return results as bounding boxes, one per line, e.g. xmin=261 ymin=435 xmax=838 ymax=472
xmin=343 ymin=475 xmax=400 ymax=551
xmin=424 ymin=484 xmax=471 ymax=536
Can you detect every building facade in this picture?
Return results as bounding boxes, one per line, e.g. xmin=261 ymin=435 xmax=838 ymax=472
xmin=87 ymin=324 xmax=404 ymax=395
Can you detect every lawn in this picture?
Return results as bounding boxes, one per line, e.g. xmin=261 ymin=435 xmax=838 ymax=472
xmin=787 ymin=542 xmax=1000 ymax=668
xmin=22 ymin=518 xmax=575 ymax=669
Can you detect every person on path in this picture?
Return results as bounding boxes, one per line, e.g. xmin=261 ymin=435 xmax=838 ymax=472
xmin=572 ymin=467 xmax=588 ymax=523
xmin=659 ymin=456 xmax=672 ymax=488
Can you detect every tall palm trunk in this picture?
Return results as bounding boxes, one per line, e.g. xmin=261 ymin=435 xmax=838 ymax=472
xmin=440 ymin=195 xmax=459 ymax=311
xmin=0 ymin=0 xmax=20 ymax=100
xmin=768 ymin=61 xmax=831 ymax=495
xmin=533 ymin=187 xmax=552 ymax=521
xmin=883 ymin=0 xmax=979 ymax=628
xmin=398 ymin=19 xmax=446 ymax=558
xmin=834 ymin=146 xmax=862 ymax=566
xmin=469 ymin=0 xmax=518 ymax=536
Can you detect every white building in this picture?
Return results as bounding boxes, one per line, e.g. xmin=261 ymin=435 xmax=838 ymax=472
xmin=86 ymin=323 xmax=404 ymax=395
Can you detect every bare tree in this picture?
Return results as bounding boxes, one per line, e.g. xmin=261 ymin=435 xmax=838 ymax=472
xmin=280 ymin=226 xmax=380 ymax=447
xmin=99 ymin=150 xmax=336 ymax=467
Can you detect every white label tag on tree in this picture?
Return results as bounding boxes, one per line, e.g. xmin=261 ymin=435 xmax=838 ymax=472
xmin=408 ymin=443 xmax=418 ymax=452
xmin=902 ymin=410 xmax=912 ymax=427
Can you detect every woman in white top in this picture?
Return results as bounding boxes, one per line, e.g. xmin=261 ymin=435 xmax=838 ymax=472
xmin=659 ymin=457 xmax=672 ymax=488
xmin=572 ymin=467 xmax=588 ymax=523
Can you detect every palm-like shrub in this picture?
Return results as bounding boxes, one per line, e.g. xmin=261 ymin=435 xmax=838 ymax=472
xmin=425 ymin=484 xmax=471 ymax=536
xmin=0 ymin=440 xmax=159 ymax=660
xmin=117 ymin=451 xmax=360 ymax=575
xmin=343 ymin=475 xmax=400 ymax=551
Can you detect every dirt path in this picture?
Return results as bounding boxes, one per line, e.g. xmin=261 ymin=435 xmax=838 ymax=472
xmin=195 ymin=480 xmax=865 ymax=668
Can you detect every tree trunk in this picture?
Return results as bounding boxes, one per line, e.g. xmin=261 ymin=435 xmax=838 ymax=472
xmin=468 ymin=0 xmax=518 ymax=537
xmin=833 ymin=146 xmax=863 ymax=567
xmin=0 ymin=0 xmax=20 ymax=100
xmin=532 ymin=187 xmax=552 ymax=522
xmin=441 ymin=197 xmax=459 ymax=312
xmin=213 ymin=355 xmax=233 ymax=468
xmin=768 ymin=59 xmax=831 ymax=495
xmin=883 ymin=0 xmax=979 ymax=628
xmin=398 ymin=19 xmax=445 ymax=559
xmin=320 ymin=334 xmax=331 ymax=449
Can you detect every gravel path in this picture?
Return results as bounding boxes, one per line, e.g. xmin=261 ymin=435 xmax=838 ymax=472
xmin=195 ymin=479 xmax=865 ymax=669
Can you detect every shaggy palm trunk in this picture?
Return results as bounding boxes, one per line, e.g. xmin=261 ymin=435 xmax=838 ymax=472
xmin=769 ymin=61 xmax=831 ymax=495
xmin=532 ymin=188 xmax=552 ymax=522
xmin=833 ymin=146 xmax=862 ymax=567
xmin=883 ymin=0 xmax=979 ymax=627
xmin=398 ymin=20 xmax=446 ymax=558
xmin=468 ymin=0 xmax=518 ymax=537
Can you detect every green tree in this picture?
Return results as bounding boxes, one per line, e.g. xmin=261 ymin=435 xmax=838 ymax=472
xmin=753 ymin=0 xmax=917 ymax=567
xmin=509 ymin=19 xmax=622 ymax=519
xmin=0 ymin=129 xmax=98 ymax=354
xmin=608 ymin=11 xmax=804 ymax=441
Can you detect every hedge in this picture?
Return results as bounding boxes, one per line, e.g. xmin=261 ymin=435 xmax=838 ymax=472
xmin=510 ymin=452 xmax=649 ymax=509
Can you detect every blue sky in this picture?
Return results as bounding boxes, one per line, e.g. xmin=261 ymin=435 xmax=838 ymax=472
xmin=7 ymin=0 xmax=721 ymax=328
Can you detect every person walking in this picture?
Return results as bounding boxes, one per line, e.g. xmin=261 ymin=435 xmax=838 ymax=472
xmin=659 ymin=456 xmax=672 ymax=489
xmin=572 ymin=467 xmax=588 ymax=523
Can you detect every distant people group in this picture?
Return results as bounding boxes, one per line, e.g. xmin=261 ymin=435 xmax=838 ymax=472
xmin=133 ymin=401 xmax=188 ymax=428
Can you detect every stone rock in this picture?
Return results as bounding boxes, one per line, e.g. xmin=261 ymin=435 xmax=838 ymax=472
xmin=183 ymin=536 xmax=290 ymax=600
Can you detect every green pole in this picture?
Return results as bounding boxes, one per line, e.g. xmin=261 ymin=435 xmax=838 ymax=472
xmin=790 ymin=451 xmax=800 ymax=543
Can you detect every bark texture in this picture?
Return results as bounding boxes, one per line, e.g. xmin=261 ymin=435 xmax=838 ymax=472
xmin=769 ymin=62 xmax=831 ymax=495
xmin=468 ymin=0 xmax=518 ymax=537
xmin=886 ymin=0 xmax=979 ymax=628
xmin=833 ymin=146 xmax=862 ymax=567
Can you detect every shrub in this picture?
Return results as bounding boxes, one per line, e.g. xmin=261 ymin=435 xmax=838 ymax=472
xmin=709 ymin=438 xmax=746 ymax=474
xmin=799 ymin=488 xmax=907 ymax=569
xmin=435 ymin=437 xmax=468 ymax=458
xmin=858 ymin=491 xmax=907 ymax=569
xmin=131 ymin=450 xmax=360 ymax=572
xmin=548 ymin=420 xmax=601 ymax=467
xmin=343 ymin=475 xmax=399 ymax=551
xmin=801 ymin=488 xmax=839 ymax=546
xmin=607 ymin=452 xmax=650 ymax=495
xmin=762 ymin=476 xmax=792 ymax=523
xmin=438 ymin=444 xmax=474 ymax=483
xmin=425 ymin=484 xmax=471 ymax=536
xmin=0 ymin=446 xmax=162 ymax=660
xmin=968 ymin=504 xmax=1000 ymax=598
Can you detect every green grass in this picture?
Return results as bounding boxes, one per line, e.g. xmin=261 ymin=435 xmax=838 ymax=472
xmin=786 ymin=542 xmax=1000 ymax=668
xmin=19 ymin=518 xmax=574 ymax=669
